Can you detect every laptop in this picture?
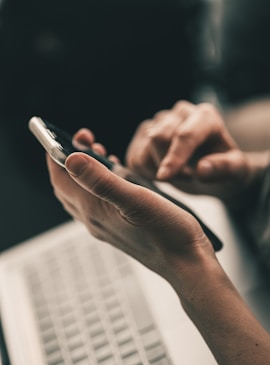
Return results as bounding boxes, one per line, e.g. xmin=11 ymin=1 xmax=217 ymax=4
xmin=1 ymin=184 xmax=270 ymax=365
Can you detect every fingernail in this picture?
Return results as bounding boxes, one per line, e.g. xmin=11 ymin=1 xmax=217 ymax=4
xmin=65 ymin=154 xmax=89 ymax=177
xmin=156 ymin=165 xmax=171 ymax=180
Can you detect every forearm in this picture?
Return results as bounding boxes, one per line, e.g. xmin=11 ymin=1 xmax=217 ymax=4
xmin=171 ymin=254 xmax=270 ymax=365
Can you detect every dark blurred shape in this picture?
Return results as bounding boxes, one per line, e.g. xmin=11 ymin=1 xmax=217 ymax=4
xmin=216 ymin=0 xmax=270 ymax=105
xmin=0 ymin=0 xmax=208 ymax=161
xmin=0 ymin=317 xmax=11 ymax=365
xmin=0 ymin=0 xmax=210 ymax=249
xmin=212 ymin=1 xmax=270 ymax=277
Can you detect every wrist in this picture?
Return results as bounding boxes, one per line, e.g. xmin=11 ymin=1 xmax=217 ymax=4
xmin=169 ymin=245 xmax=270 ymax=365
xmin=163 ymin=239 xmax=227 ymax=306
xmin=177 ymin=257 xmax=233 ymax=316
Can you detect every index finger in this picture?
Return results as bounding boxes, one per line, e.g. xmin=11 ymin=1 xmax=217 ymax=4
xmin=156 ymin=104 xmax=236 ymax=179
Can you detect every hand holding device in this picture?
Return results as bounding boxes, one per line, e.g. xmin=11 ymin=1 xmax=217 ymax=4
xmin=28 ymin=116 xmax=223 ymax=251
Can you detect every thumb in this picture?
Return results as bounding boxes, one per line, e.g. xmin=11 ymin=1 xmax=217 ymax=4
xmin=196 ymin=149 xmax=249 ymax=182
xmin=65 ymin=152 xmax=146 ymax=211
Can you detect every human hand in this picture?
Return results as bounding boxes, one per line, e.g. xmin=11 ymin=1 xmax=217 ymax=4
xmin=46 ymin=130 xmax=270 ymax=365
xmin=125 ymin=101 xmax=266 ymax=202
xmin=46 ymin=131 xmax=217 ymax=295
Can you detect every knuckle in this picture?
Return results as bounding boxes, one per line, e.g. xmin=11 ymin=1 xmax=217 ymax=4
xmin=133 ymin=119 xmax=152 ymax=136
xmin=197 ymin=103 xmax=223 ymax=133
xmin=148 ymin=129 xmax=164 ymax=143
xmin=136 ymin=119 xmax=155 ymax=138
xmin=197 ymin=103 xmax=221 ymax=121
xmin=197 ymin=103 xmax=216 ymax=115
xmin=153 ymin=109 xmax=170 ymax=120
xmin=175 ymin=127 xmax=194 ymax=143
xmin=140 ymin=119 xmax=153 ymax=129
xmin=144 ymin=125 xmax=163 ymax=143
xmin=173 ymin=100 xmax=192 ymax=112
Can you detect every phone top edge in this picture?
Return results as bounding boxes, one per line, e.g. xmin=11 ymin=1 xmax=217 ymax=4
xmin=28 ymin=116 xmax=46 ymax=131
xmin=28 ymin=116 xmax=67 ymax=167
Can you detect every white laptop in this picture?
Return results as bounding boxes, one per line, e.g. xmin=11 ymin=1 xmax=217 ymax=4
xmin=1 ymin=184 xmax=270 ymax=365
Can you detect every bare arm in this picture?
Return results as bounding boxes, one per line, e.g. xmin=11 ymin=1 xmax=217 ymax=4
xmin=175 ymin=256 xmax=270 ymax=365
xmin=46 ymin=150 xmax=270 ymax=365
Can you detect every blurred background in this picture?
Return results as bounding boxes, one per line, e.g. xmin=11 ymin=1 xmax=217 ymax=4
xmin=0 ymin=0 xmax=269 ymax=251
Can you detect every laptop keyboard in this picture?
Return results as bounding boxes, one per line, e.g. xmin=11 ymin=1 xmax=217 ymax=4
xmin=23 ymin=233 xmax=172 ymax=365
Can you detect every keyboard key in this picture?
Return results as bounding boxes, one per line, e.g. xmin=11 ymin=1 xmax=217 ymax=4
xmin=61 ymin=312 xmax=76 ymax=327
xmin=105 ymin=296 xmax=119 ymax=310
xmin=119 ymin=339 xmax=137 ymax=358
xmin=145 ymin=344 xmax=166 ymax=363
xmin=81 ymin=291 xmax=95 ymax=305
xmin=26 ymin=233 xmax=171 ymax=365
xmin=122 ymin=351 xmax=143 ymax=365
xmin=95 ymin=343 xmax=113 ymax=362
xmin=35 ymin=305 xmax=51 ymax=321
xmin=112 ymin=317 xmax=128 ymax=333
xmin=115 ymin=327 xmax=133 ymax=344
xmin=152 ymin=358 xmax=171 ymax=365
xmin=98 ymin=356 xmax=116 ymax=365
xmin=141 ymin=328 xmax=160 ymax=349
xmin=42 ymin=328 xmax=58 ymax=345
xmin=46 ymin=349 xmax=63 ymax=364
xmin=39 ymin=317 xmax=54 ymax=333
xmin=48 ymin=360 xmax=65 ymax=365
xmin=65 ymin=323 xmax=80 ymax=338
xmin=59 ymin=302 xmax=74 ymax=316
xmin=86 ymin=311 xmax=100 ymax=326
xmin=89 ymin=321 xmax=104 ymax=337
xmin=108 ymin=306 xmax=123 ymax=321
xmin=121 ymin=275 xmax=153 ymax=331
xmin=91 ymin=332 xmax=108 ymax=349
xmin=101 ymin=286 xmax=115 ymax=300
xmin=74 ymin=358 xmax=90 ymax=365
xmin=71 ymin=347 xmax=88 ymax=362
xmin=67 ymin=334 xmax=83 ymax=350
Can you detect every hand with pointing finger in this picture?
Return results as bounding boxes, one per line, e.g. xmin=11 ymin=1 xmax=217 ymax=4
xmin=125 ymin=101 xmax=268 ymax=205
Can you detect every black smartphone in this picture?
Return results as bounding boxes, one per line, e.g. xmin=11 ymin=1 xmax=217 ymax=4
xmin=28 ymin=116 xmax=223 ymax=251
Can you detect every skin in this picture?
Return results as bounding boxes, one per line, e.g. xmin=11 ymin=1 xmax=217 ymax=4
xmin=46 ymin=102 xmax=270 ymax=365
xmin=125 ymin=101 xmax=269 ymax=205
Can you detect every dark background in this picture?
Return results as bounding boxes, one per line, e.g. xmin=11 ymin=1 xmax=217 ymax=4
xmin=1 ymin=3 xmax=270 ymax=365
xmin=2 ymin=0 xmax=269 ymax=252
xmin=0 ymin=0 xmax=211 ymax=251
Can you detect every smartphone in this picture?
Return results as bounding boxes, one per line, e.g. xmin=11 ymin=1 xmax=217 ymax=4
xmin=29 ymin=116 xmax=223 ymax=251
